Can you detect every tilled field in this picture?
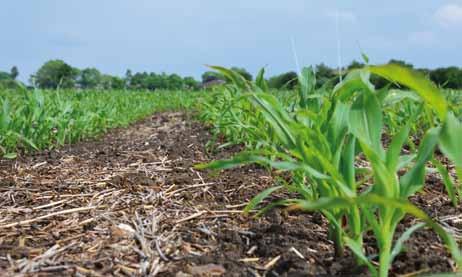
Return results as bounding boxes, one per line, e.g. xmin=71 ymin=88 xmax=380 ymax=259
xmin=0 ymin=112 xmax=461 ymax=276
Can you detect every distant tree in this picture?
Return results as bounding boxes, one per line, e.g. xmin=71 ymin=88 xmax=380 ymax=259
xmin=100 ymin=75 xmax=125 ymax=90
xmin=77 ymin=68 xmax=102 ymax=89
xmin=110 ymin=76 xmax=125 ymax=90
xmin=268 ymin=71 xmax=298 ymax=90
xmin=201 ymin=71 xmax=225 ymax=83
xmin=166 ymin=73 xmax=183 ymax=90
xmin=35 ymin=60 xmax=78 ymax=89
xmin=0 ymin=69 xmax=24 ymax=90
xmin=388 ymin=59 xmax=413 ymax=68
xmin=183 ymin=76 xmax=199 ymax=90
xmin=347 ymin=60 xmax=364 ymax=70
xmin=0 ymin=71 xmax=11 ymax=81
xmin=315 ymin=63 xmax=335 ymax=87
xmin=436 ymin=67 xmax=462 ymax=89
xmin=124 ymin=69 xmax=133 ymax=89
xmin=130 ymin=72 xmax=148 ymax=90
xmin=230 ymin=67 xmax=253 ymax=81
xmin=417 ymin=68 xmax=431 ymax=78
xmin=10 ymin=66 xmax=19 ymax=80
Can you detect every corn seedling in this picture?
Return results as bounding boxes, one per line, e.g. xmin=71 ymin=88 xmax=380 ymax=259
xmin=197 ymin=65 xmax=462 ymax=276
xmin=0 ymin=88 xmax=204 ymax=158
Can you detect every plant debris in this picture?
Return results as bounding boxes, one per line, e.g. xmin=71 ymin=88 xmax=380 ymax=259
xmin=1 ymin=112 xmax=460 ymax=276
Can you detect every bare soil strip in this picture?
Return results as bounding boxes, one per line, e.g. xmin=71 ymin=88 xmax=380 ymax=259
xmin=0 ymin=112 xmax=460 ymax=276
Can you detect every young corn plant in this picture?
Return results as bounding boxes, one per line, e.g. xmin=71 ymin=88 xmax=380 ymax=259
xmin=0 ymin=88 xmax=204 ymax=158
xmin=198 ymin=65 xmax=462 ymax=276
xmin=327 ymin=66 xmax=462 ymax=275
xmin=199 ymin=66 xmax=365 ymax=257
xmin=306 ymin=67 xmax=461 ymax=275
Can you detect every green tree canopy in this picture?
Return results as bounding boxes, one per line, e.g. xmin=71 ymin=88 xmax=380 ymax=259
xmin=0 ymin=71 xmax=11 ymax=81
xmin=77 ymin=67 xmax=102 ymax=89
xmin=183 ymin=76 xmax=199 ymax=90
xmin=315 ymin=63 xmax=336 ymax=87
xmin=35 ymin=60 xmax=78 ymax=89
xmin=10 ymin=66 xmax=19 ymax=80
xmin=201 ymin=71 xmax=225 ymax=83
xmin=268 ymin=71 xmax=298 ymax=89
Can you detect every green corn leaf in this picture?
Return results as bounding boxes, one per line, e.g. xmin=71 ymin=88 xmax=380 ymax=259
xmin=348 ymin=91 xmax=384 ymax=158
xmin=360 ymin=141 xmax=399 ymax=198
xmin=386 ymin=124 xmax=411 ymax=172
xmin=298 ymin=67 xmax=316 ymax=108
xmin=196 ymin=152 xmax=331 ymax=180
xmin=250 ymin=93 xmax=296 ymax=147
xmin=243 ymin=185 xmax=284 ymax=215
xmin=382 ymin=89 xmax=422 ymax=107
xmin=14 ymin=132 xmax=39 ymax=151
xmin=290 ymin=197 xmax=354 ymax=211
xmin=291 ymin=195 xmax=462 ymax=268
xmin=254 ymin=199 xmax=299 ymax=217
xmin=327 ymin=102 xmax=350 ymax=149
xmin=369 ymin=64 xmax=447 ymax=120
xmin=341 ymin=136 xmax=356 ymax=191
xmin=344 ymin=237 xmax=378 ymax=276
xmin=360 ymin=194 xmax=462 ymax=268
xmin=397 ymin=154 xmax=417 ymax=170
xmin=255 ymin=67 xmax=269 ymax=92
xmin=3 ymin=152 xmax=17 ymax=159
xmin=390 ymin=222 xmax=426 ymax=262
xmin=433 ymin=158 xmax=459 ymax=206
xmin=361 ymin=52 xmax=370 ymax=64
xmin=439 ymin=112 xmax=462 ymax=182
xmin=333 ymin=69 xmax=375 ymax=101
xmin=0 ymin=99 xmax=11 ymax=130
xmin=207 ymin=65 xmax=250 ymax=90
xmin=400 ymin=127 xmax=441 ymax=197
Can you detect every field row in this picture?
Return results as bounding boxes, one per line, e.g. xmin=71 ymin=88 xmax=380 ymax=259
xmin=0 ymin=89 xmax=203 ymax=158
xmin=198 ymin=65 xmax=462 ymax=276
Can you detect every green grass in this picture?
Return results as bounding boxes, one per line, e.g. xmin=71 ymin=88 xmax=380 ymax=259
xmin=0 ymin=88 xmax=204 ymax=158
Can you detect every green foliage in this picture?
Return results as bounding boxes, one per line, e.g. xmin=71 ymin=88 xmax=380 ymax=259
xmin=0 ymin=89 xmax=204 ymax=157
xmin=0 ymin=71 xmax=11 ymax=81
xmin=197 ymin=65 xmax=462 ymax=276
xmin=77 ymin=68 xmax=102 ymax=89
xmin=268 ymin=71 xmax=298 ymax=89
xmin=315 ymin=63 xmax=336 ymax=87
xmin=10 ymin=66 xmax=19 ymax=80
xmin=430 ymin=67 xmax=462 ymax=89
xmin=0 ymin=70 xmax=23 ymax=90
xmin=35 ymin=60 xmax=79 ymax=89
xmin=201 ymin=71 xmax=225 ymax=83
xmin=28 ymin=62 xmax=200 ymax=91
xmin=129 ymin=72 xmax=199 ymax=91
xmin=230 ymin=67 xmax=253 ymax=81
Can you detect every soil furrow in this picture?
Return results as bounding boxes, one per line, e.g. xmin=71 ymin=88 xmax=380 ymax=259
xmin=0 ymin=112 xmax=460 ymax=276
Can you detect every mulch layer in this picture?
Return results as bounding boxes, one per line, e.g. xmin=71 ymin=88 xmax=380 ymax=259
xmin=0 ymin=112 xmax=461 ymax=276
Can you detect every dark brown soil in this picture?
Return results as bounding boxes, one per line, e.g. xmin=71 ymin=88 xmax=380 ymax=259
xmin=0 ymin=112 xmax=460 ymax=276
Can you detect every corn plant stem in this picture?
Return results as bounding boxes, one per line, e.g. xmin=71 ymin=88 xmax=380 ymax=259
xmin=329 ymin=221 xmax=345 ymax=257
xmin=350 ymin=207 xmax=364 ymax=263
xmin=378 ymin=233 xmax=393 ymax=277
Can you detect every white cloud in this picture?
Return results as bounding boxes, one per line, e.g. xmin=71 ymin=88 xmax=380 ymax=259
xmin=434 ymin=4 xmax=462 ymax=27
xmin=326 ymin=10 xmax=357 ymax=23
xmin=408 ymin=31 xmax=436 ymax=45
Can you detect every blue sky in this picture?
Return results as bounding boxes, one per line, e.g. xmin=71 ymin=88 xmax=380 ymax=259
xmin=1 ymin=1 xmax=462 ymax=82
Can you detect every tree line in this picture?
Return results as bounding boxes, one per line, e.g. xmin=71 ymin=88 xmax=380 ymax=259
xmin=265 ymin=60 xmax=462 ymax=90
xmin=1 ymin=59 xmax=462 ymax=90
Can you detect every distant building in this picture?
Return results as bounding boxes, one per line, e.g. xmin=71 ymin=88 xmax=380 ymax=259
xmin=200 ymin=79 xmax=226 ymax=89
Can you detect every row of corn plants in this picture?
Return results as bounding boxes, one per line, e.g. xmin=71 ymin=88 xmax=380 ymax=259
xmin=0 ymin=88 xmax=203 ymax=158
xmin=198 ymin=64 xmax=462 ymax=276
